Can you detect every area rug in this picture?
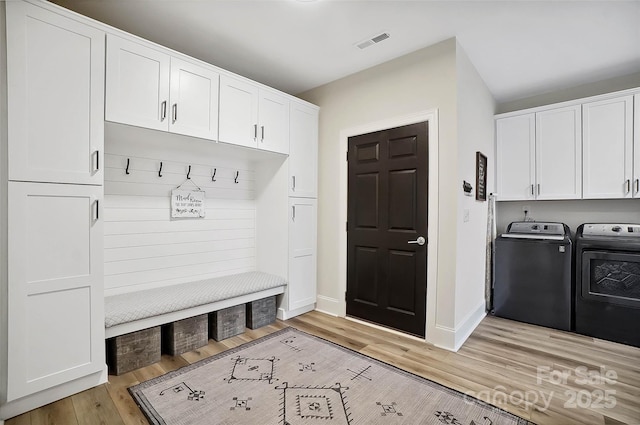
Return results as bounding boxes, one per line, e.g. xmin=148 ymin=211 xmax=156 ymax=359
xmin=129 ymin=327 xmax=532 ymax=425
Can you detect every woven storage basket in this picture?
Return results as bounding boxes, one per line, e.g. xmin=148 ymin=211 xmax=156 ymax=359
xmin=246 ymin=296 xmax=276 ymax=329
xmin=107 ymin=326 xmax=161 ymax=375
xmin=162 ymin=314 xmax=208 ymax=356
xmin=210 ymin=304 xmax=246 ymax=341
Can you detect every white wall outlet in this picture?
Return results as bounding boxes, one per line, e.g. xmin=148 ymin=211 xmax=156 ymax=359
xmin=463 ymin=209 xmax=470 ymax=222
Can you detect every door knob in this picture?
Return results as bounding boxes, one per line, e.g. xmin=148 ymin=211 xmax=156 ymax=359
xmin=408 ymin=236 xmax=426 ymax=246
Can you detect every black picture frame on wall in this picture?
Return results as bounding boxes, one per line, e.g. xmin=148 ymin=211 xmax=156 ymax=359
xmin=476 ymin=151 xmax=487 ymax=201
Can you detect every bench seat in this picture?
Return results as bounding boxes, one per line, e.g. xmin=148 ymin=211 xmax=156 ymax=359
xmin=105 ymin=271 xmax=287 ymax=338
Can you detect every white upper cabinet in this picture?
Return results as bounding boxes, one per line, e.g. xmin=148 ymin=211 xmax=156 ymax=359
xmin=635 ymin=95 xmax=640 ymax=198
xmin=106 ymin=34 xmax=219 ymax=140
xmin=219 ymin=75 xmax=259 ymax=149
xmin=6 ymin=1 xmax=104 ymax=185
xmin=582 ymin=95 xmax=634 ymax=199
xmin=496 ymin=114 xmax=535 ymax=200
xmin=535 ymin=105 xmax=582 ymax=200
xmin=258 ymin=90 xmax=290 ymax=154
xmin=496 ymin=105 xmax=581 ymax=201
xmin=219 ymin=74 xmax=290 ymax=154
xmin=289 ymin=102 xmax=319 ymax=198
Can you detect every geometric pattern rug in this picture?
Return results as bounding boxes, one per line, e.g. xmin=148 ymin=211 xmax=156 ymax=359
xmin=129 ymin=327 xmax=534 ymax=425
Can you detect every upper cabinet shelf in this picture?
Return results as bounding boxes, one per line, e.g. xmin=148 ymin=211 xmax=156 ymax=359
xmin=496 ymin=91 xmax=639 ymax=201
xmin=105 ymin=35 xmax=219 ymax=141
xmin=219 ymin=75 xmax=290 ymax=155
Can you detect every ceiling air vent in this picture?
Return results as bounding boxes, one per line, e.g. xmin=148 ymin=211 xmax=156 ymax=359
xmin=355 ymin=32 xmax=390 ymax=50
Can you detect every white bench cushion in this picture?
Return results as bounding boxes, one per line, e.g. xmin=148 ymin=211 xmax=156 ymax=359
xmin=105 ymin=271 xmax=287 ymax=328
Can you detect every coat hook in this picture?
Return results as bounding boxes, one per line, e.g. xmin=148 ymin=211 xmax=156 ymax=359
xmin=187 ymin=165 xmax=191 ymax=180
xmin=158 ymin=161 xmax=163 ymax=178
xmin=125 ymin=158 xmax=130 ymax=175
xmin=234 ymin=171 xmax=239 ymax=184
xmin=212 ymin=168 xmax=217 ymax=182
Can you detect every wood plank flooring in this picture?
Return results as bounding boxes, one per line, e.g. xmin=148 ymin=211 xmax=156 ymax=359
xmin=6 ymin=311 xmax=640 ymax=425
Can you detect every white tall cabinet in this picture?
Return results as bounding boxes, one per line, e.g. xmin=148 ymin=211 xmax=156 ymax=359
xmin=2 ymin=0 xmax=106 ymax=414
xmin=278 ymin=102 xmax=319 ymax=319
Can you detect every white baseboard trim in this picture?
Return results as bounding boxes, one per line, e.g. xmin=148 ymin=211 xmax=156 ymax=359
xmin=315 ymin=295 xmax=341 ymax=317
xmin=431 ymin=301 xmax=486 ymax=352
xmin=0 ymin=366 xmax=107 ymax=420
xmin=277 ymin=303 xmax=315 ymax=320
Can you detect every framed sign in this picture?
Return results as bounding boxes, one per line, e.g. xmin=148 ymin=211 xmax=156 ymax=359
xmin=171 ymin=189 xmax=206 ymax=218
xmin=476 ymin=151 xmax=487 ymax=201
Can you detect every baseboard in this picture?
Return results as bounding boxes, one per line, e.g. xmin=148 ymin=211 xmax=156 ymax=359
xmin=0 ymin=366 xmax=107 ymax=420
xmin=315 ymin=295 xmax=341 ymax=316
xmin=431 ymin=301 xmax=486 ymax=352
xmin=277 ymin=303 xmax=315 ymax=320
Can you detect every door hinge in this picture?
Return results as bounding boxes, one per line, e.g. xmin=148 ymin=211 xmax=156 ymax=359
xmin=346 ymin=221 xmax=348 ymax=231
xmin=346 ymin=150 xmax=349 ymax=161
xmin=345 ymin=291 xmax=347 ymax=301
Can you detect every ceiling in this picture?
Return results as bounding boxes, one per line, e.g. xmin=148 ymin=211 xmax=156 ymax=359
xmin=49 ymin=0 xmax=640 ymax=104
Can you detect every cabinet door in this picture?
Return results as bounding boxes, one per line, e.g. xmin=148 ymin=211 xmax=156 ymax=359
xmin=105 ymin=34 xmax=170 ymax=132
xmin=495 ymin=114 xmax=535 ymax=200
xmin=258 ymin=89 xmax=289 ymax=154
xmin=634 ymin=95 xmax=640 ymax=198
xmin=583 ymin=95 xmax=634 ymax=199
xmin=219 ymin=75 xmax=259 ymax=149
xmin=289 ymin=102 xmax=319 ymax=198
xmin=288 ymin=198 xmax=317 ymax=312
xmin=535 ymin=105 xmax=582 ymax=200
xmin=7 ymin=182 xmax=104 ymax=401
xmin=6 ymin=1 xmax=104 ymax=185
xmin=169 ymin=58 xmax=220 ymax=140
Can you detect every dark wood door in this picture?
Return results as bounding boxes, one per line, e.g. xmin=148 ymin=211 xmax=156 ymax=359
xmin=347 ymin=122 xmax=428 ymax=337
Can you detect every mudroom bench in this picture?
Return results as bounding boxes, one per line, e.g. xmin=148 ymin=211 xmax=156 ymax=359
xmin=104 ymin=271 xmax=286 ymax=374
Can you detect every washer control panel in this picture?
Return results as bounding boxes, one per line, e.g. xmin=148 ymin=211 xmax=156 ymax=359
xmin=582 ymin=223 xmax=640 ymax=237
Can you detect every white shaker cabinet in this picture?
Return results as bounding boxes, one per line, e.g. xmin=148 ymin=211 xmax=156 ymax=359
xmin=635 ymin=95 xmax=640 ymax=197
xmin=289 ymin=102 xmax=319 ymax=198
xmin=106 ymin=35 xmax=219 ymax=140
xmin=495 ymin=114 xmax=535 ymax=200
xmin=7 ymin=182 xmax=104 ymax=401
xmin=583 ymin=95 xmax=634 ymax=199
xmin=286 ymin=198 xmax=318 ymax=314
xmin=495 ymin=105 xmax=581 ymax=201
xmin=219 ymin=74 xmax=289 ymax=154
xmin=6 ymin=0 xmax=104 ymax=185
xmin=535 ymin=105 xmax=582 ymax=200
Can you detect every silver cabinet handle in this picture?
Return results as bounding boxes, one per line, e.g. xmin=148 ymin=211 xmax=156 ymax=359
xmin=626 ymin=179 xmax=631 ymax=194
xmin=160 ymin=101 xmax=167 ymax=121
xmin=530 ymin=184 xmax=535 ymax=196
xmin=292 ymin=205 xmax=296 ymax=221
xmin=408 ymin=236 xmax=426 ymax=246
xmin=635 ymin=179 xmax=639 ymax=194
xmin=94 ymin=150 xmax=100 ymax=172
xmin=254 ymin=124 xmax=258 ymax=141
xmin=261 ymin=126 xmax=265 ymax=142
xmin=172 ymin=104 xmax=177 ymax=124
xmin=537 ymin=184 xmax=540 ymax=196
xmin=292 ymin=176 xmax=296 ymax=191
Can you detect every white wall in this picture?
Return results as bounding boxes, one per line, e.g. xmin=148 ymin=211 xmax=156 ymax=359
xmin=452 ymin=43 xmax=496 ymax=347
xmin=298 ymin=39 xmax=469 ymax=347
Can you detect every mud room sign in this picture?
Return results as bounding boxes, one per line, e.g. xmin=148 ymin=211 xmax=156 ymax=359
xmin=171 ymin=189 xmax=206 ymax=218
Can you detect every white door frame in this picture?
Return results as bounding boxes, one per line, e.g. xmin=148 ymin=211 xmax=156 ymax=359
xmin=337 ymin=109 xmax=439 ymax=343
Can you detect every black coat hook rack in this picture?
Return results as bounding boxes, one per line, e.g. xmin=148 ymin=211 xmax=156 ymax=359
xmin=234 ymin=171 xmax=239 ymax=184
xmin=158 ymin=161 xmax=163 ymax=178
xmin=187 ymin=165 xmax=192 ymax=180
xmin=125 ymin=158 xmax=130 ymax=175
xmin=212 ymin=168 xmax=217 ymax=182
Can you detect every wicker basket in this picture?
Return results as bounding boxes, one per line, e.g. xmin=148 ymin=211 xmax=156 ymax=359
xmin=246 ymin=296 xmax=276 ymax=329
xmin=107 ymin=326 xmax=161 ymax=375
xmin=210 ymin=304 xmax=246 ymax=341
xmin=162 ymin=314 xmax=209 ymax=356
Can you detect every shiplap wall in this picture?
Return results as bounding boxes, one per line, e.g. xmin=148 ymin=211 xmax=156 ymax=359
xmin=103 ymin=123 xmax=258 ymax=296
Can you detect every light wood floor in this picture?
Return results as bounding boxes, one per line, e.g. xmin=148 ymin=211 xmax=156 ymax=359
xmin=6 ymin=311 xmax=640 ymax=425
